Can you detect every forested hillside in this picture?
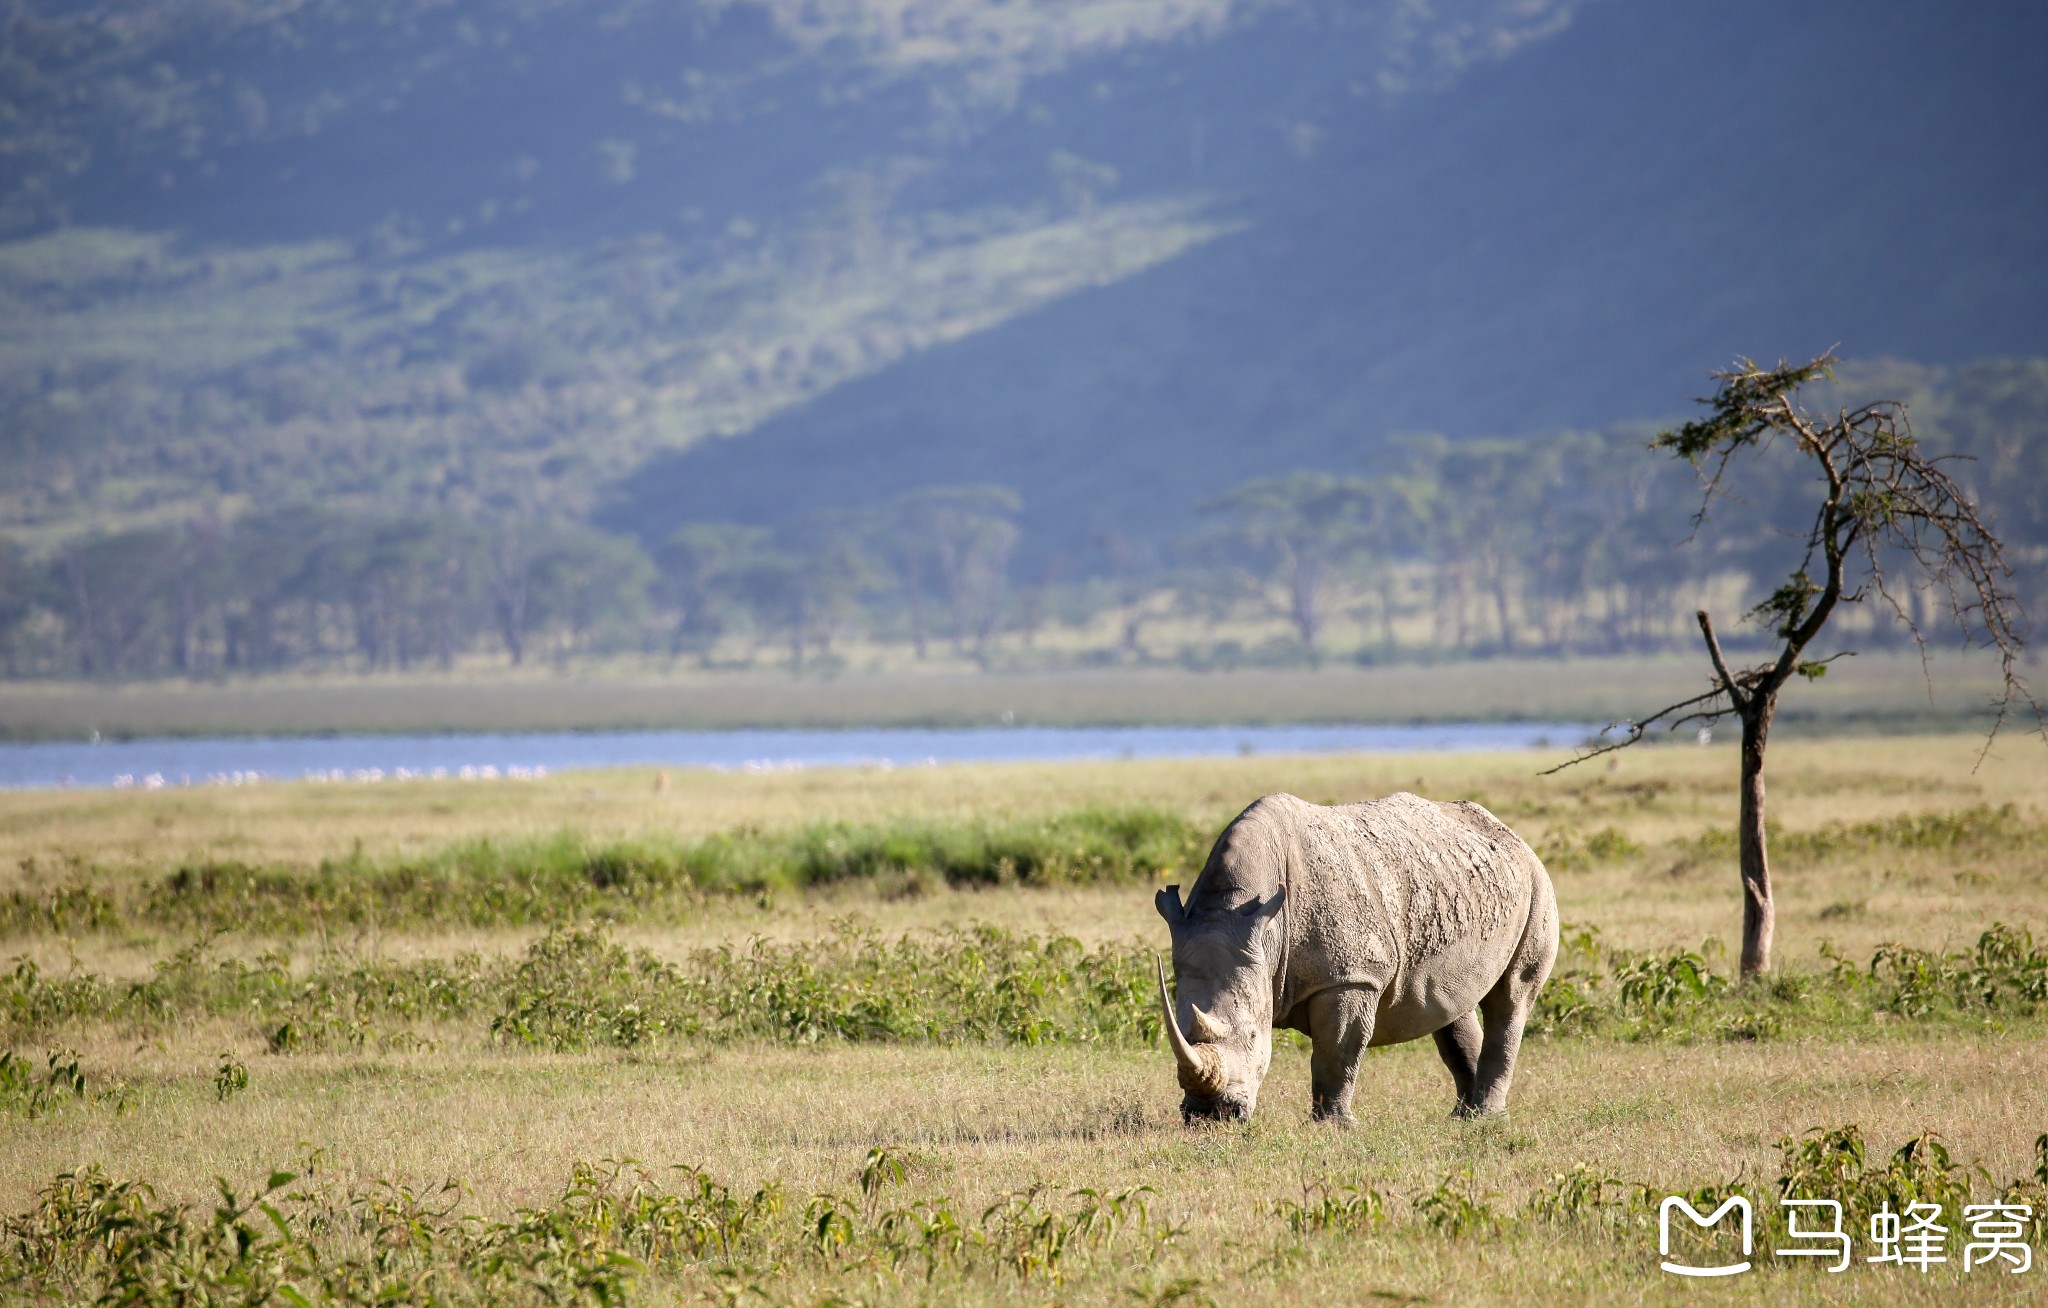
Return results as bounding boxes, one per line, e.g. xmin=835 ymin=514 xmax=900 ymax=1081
xmin=8 ymin=361 xmax=2045 ymax=681
xmin=610 ymin=0 xmax=2048 ymax=553
xmin=1 ymin=0 xmax=2044 ymax=681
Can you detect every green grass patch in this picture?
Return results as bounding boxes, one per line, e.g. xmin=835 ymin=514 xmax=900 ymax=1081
xmin=2 ymin=808 xmax=1209 ymax=939
xmin=1667 ymin=803 xmax=2040 ymax=869
xmin=4 ymin=921 xmax=2047 ymax=1064
xmin=1530 ymin=920 xmax=2048 ymax=1044
xmin=2 ymin=925 xmax=1165 ymax=1057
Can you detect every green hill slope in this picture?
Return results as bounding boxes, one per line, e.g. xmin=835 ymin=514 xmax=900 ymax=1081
xmin=0 ymin=0 xmax=2044 ymax=566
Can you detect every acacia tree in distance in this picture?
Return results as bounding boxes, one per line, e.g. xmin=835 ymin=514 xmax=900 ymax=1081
xmin=1550 ymin=354 xmax=2035 ymax=980
xmin=1201 ymin=472 xmax=1376 ymax=650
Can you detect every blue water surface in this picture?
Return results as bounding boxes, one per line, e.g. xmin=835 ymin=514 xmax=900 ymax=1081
xmin=0 ymin=721 xmax=1595 ymax=791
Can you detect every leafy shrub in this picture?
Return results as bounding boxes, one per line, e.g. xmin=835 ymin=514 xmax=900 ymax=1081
xmin=1529 ymin=921 xmax=2048 ymax=1044
xmin=4 ymin=923 xmax=1160 ymax=1052
xmin=0 ymin=880 xmax=116 ymax=936
xmin=2 ymin=808 xmax=1209 ymax=941
xmin=211 ymin=1052 xmax=248 ymax=1102
xmin=488 ymin=926 xmax=681 ymax=1050
xmin=807 ymin=1165 xmax=1173 ymax=1287
xmin=1615 ymin=949 xmax=1727 ymax=1013
xmin=0 ymin=958 xmax=113 ymax=1033
xmin=1869 ymin=924 xmax=2048 ymax=1018
xmin=1776 ymin=1126 xmax=1980 ymax=1224
xmin=1414 ymin=1171 xmax=1496 ymax=1237
xmin=1270 ymin=1179 xmax=1384 ymax=1236
xmin=1525 ymin=1164 xmax=1626 ymax=1222
xmin=1539 ymin=825 xmax=1644 ymax=872
xmin=0 ymin=1046 xmax=132 ymax=1119
xmin=2 ymin=1127 xmax=2041 ymax=1302
xmin=1668 ymin=805 xmax=2039 ymax=872
xmin=10 ymin=920 xmax=2048 ymax=1055
xmin=0 ymin=1158 xmax=787 ymax=1306
xmin=2 ymin=1166 xmax=306 ymax=1305
xmin=1783 ymin=804 xmax=2037 ymax=857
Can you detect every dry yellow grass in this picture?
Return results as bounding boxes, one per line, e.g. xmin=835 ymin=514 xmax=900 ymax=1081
xmin=5 ymin=1023 xmax=2044 ymax=1303
xmin=4 ymin=734 xmax=2047 ymax=1303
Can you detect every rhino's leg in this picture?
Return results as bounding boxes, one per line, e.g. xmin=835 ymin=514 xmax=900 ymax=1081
xmin=1459 ymin=985 xmax=1526 ymax=1119
xmin=1305 ymin=987 xmax=1377 ymax=1125
xmin=1432 ymin=1012 xmax=1483 ymax=1111
xmin=1462 ymin=914 xmax=1558 ymax=1118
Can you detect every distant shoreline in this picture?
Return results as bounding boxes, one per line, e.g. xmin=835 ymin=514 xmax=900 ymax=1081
xmin=0 ymin=651 xmax=2015 ymax=742
xmin=0 ymin=721 xmax=1606 ymax=791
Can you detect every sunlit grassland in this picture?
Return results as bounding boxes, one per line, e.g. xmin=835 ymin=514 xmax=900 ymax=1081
xmin=3 ymin=732 xmax=2041 ymax=962
xmin=5 ymin=1019 xmax=2047 ymax=1302
xmin=2 ymin=734 xmax=2046 ymax=1302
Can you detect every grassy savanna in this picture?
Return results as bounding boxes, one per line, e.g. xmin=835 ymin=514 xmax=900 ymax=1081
xmin=2 ymin=735 xmax=2047 ymax=1303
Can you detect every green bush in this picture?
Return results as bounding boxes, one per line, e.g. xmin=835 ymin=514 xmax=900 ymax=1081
xmin=0 ymin=1153 xmax=1178 ymax=1304
xmin=4 ymin=809 xmax=1209 ymax=941
xmin=5 ymin=924 xmax=1163 ymax=1053
xmin=7 ymin=920 xmax=2048 ymax=1054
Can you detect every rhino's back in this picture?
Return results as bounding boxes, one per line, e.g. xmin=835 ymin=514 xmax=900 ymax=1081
xmin=1274 ymin=791 xmax=1540 ymax=991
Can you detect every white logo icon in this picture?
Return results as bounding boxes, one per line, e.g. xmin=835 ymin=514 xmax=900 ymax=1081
xmin=1660 ymin=1196 xmax=1753 ymax=1277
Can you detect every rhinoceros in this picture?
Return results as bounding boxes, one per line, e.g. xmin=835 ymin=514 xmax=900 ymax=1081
xmin=1155 ymin=791 xmax=1557 ymax=1124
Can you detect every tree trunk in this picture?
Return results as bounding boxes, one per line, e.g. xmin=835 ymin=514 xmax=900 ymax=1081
xmin=173 ymin=575 xmax=197 ymax=675
xmin=1450 ymin=560 xmax=1471 ymax=648
xmin=1376 ymin=574 xmax=1398 ymax=656
xmin=904 ymin=555 xmax=928 ymax=659
xmin=1288 ymin=551 xmax=1322 ymax=648
xmin=1737 ymin=700 xmax=1776 ymax=979
xmin=1290 ymin=588 xmax=1319 ymax=647
xmin=495 ymin=582 xmax=527 ymax=666
xmin=67 ymin=560 xmax=96 ymax=676
xmin=1488 ymin=559 xmax=1516 ymax=653
xmin=1019 ymin=582 xmax=1043 ymax=648
xmin=435 ymin=603 xmax=456 ymax=670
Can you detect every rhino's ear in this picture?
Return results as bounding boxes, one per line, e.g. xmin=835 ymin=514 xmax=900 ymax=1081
xmin=1155 ymin=885 xmax=1185 ymax=926
xmin=1237 ymin=885 xmax=1285 ymax=920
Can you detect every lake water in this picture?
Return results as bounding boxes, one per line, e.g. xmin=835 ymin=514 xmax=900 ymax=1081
xmin=0 ymin=722 xmax=1596 ymax=791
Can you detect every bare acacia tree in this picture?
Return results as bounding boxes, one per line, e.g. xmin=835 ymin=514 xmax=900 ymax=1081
xmin=911 ymin=486 xmax=1020 ymax=657
xmin=1201 ymin=472 xmax=1375 ymax=650
xmin=1550 ymin=354 xmax=2034 ymax=979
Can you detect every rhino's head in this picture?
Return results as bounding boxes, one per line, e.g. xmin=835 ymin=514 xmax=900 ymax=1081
xmin=1155 ymin=883 xmax=1285 ymax=1122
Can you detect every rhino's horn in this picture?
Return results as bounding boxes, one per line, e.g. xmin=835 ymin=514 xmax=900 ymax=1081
xmin=1188 ymin=1004 xmax=1229 ymax=1045
xmin=1156 ymin=956 xmax=1223 ymax=1096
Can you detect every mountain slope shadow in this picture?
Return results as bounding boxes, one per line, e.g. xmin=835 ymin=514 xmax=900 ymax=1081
xmin=601 ymin=0 xmax=2048 ymax=555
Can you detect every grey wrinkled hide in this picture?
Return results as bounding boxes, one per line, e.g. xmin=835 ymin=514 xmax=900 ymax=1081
xmin=1156 ymin=792 xmax=1557 ymax=1125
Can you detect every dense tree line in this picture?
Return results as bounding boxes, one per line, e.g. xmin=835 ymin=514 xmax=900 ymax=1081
xmin=2 ymin=367 xmax=2037 ymax=680
xmin=0 ymin=487 xmax=1030 ymax=678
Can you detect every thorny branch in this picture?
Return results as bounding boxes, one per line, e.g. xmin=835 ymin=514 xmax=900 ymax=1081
xmin=1546 ymin=354 xmax=2039 ymax=775
xmin=1696 ymin=611 xmax=1747 ymax=712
